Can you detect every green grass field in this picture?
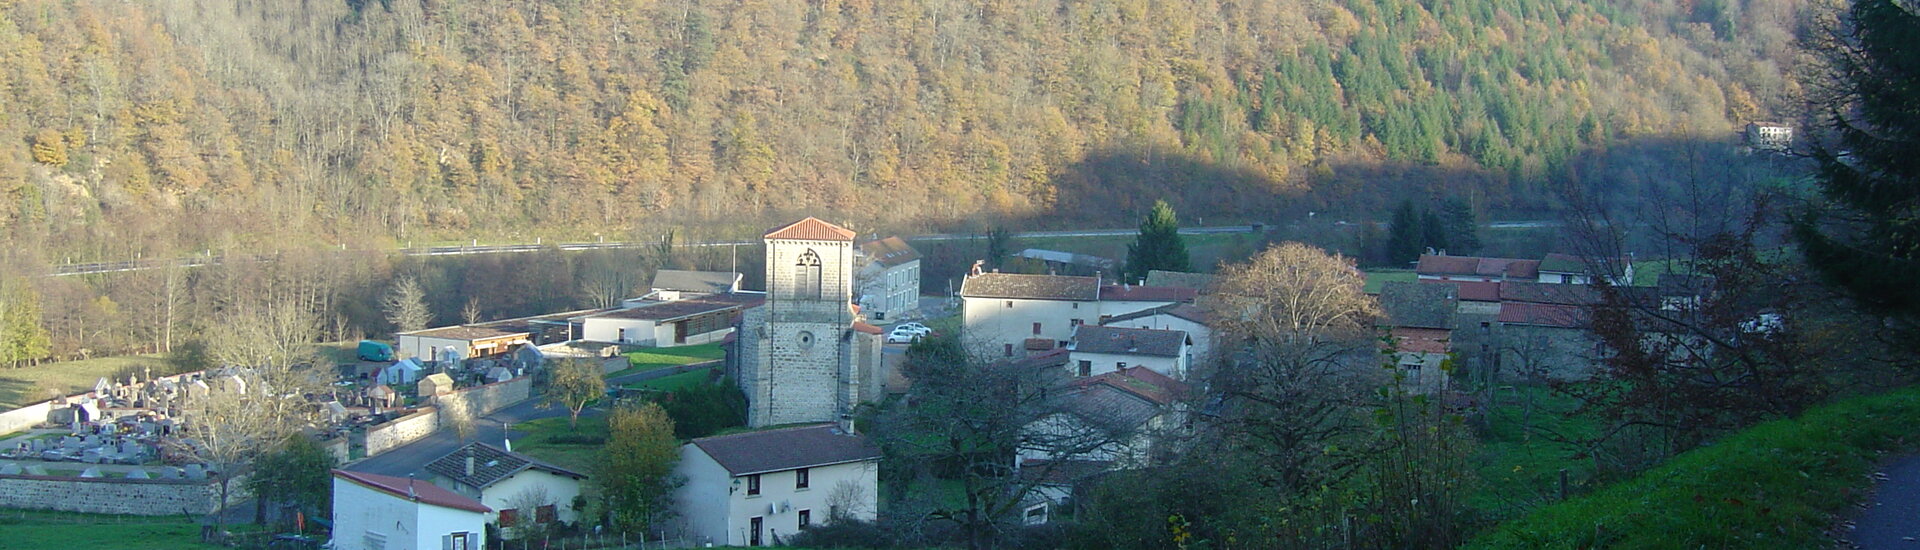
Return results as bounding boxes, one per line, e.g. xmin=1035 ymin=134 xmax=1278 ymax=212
xmin=1362 ymin=268 xmax=1418 ymax=293
xmin=606 ymin=344 xmax=726 ymax=378
xmin=1467 ymin=385 xmax=1602 ymax=522
xmin=0 ymin=355 xmax=170 ymax=409
xmin=1468 ymin=386 xmax=1920 ymax=549
xmin=623 ymin=369 xmax=716 ymax=392
xmin=0 ymin=508 xmax=227 ymax=550
xmin=509 ymin=415 xmax=610 ymax=473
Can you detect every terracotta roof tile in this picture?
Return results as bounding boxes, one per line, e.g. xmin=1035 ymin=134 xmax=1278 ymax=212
xmin=1421 ymin=279 xmax=1501 ymax=302
xmin=765 ymin=217 xmax=856 ymax=241
xmin=1497 ymin=302 xmax=1589 ymax=328
xmin=333 ymin=469 xmax=491 ymax=514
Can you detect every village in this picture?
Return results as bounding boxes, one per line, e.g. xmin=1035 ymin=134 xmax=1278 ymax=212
xmin=0 ymin=211 xmax=1694 ymax=550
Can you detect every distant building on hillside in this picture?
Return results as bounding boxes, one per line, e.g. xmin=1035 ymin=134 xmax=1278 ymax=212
xmin=1744 ymin=121 xmax=1793 ymax=151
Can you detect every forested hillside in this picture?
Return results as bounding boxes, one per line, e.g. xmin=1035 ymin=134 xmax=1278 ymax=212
xmin=0 ymin=0 xmax=1807 ymax=260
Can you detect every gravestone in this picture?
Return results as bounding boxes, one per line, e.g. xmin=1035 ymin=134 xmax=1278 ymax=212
xmin=79 ymin=466 xmax=103 ymax=478
xmin=24 ymin=465 xmax=48 ymax=476
xmin=124 ymin=468 xmax=150 ymax=479
xmin=184 ymin=464 xmax=206 ymax=480
xmin=157 ymin=468 xmax=181 ymax=480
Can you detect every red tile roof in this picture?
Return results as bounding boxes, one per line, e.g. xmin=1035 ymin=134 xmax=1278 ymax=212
xmin=1497 ymin=302 xmax=1589 ymax=328
xmin=1388 ymin=327 xmax=1453 ymax=354
xmin=1099 ymin=285 xmax=1199 ymax=303
xmin=333 ymin=469 xmax=491 ymax=514
xmin=1070 ymin=366 xmax=1190 ymax=406
xmin=852 ymin=321 xmax=883 ymax=335
xmin=1416 ymin=254 xmax=1540 ymax=279
xmin=765 ymin=217 xmax=856 ymax=241
xmin=1421 ymin=279 xmax=1501 ymax=302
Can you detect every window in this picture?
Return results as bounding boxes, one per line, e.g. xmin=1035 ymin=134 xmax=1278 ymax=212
xmin=1070 ymin=318 xmax=1083 ymax=327
xmin=1072 ymin=302 xmax=1080 ymax=309
xmin=750 ymin=516 xmax=764 ymax=546
xmin=1005 ymin=300 xmax=1014 ymax=308
xmin=446 ymin=532 xmax=470 ymax=550
xmin=1116 ymin=361 xmax=1127 ymax=371
xmin=1004 ymin=344 xmax=1014 ymax=357
xmin=795 ymin=249 xmax=823 ymax=299
xmin=498 ymin=508 xmax=519 ymax=525
xmin=363 ymin=533 xmax=387 ymax=550
xmin=1032 ymin=322 xmax=1042 ymax=335
xmin=798 ymin=509 xmax=812 ymax=529
xmin=1077 ymin=361 xmax=1091 ymax=377
xmin=536 ymin=505 xmax=556 ymax=524
xmin=746 ymin=474 xmax=762 ymax=496
xmin=796 ymin=468 xmax=810 ymax=489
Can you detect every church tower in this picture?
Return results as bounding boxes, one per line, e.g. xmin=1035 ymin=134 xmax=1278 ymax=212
xmin=741 ymin=217 xmax=865 ymax=427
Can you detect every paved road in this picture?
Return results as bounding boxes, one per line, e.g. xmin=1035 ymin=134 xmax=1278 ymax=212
xmin=1843 ymin=454 xmax=1920 ymax=549
xmin=344 ymin=364 xmax=712 ymax=478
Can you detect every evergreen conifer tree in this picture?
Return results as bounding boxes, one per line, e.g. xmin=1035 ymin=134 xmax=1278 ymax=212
xmin=1797 ymin=0 xmax=1920 ymax=325
xmin=1125 ymin=200 xmax=1192 ymax=283
xmin=1387 ymin=200 xmax=1424 ymax=265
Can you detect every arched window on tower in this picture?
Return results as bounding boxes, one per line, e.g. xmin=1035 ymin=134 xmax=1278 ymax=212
xmin=795 ymin=249 xmax=823 ymax=299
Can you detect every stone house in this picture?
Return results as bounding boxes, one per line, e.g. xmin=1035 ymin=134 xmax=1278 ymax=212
xmin=674 ymin=424 xmax=882 ymax=547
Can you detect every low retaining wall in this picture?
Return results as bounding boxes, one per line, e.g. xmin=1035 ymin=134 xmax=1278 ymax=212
xmin=0 ymin=472 xmax=248 ymax=516
xmin=436 ymin=377 xmax=531 ymax=421
xmin=364 ymin=407 xmax=439 ymax=456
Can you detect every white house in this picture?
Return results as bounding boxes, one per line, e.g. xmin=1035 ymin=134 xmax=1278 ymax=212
xmin=855 ymin=236 xmax=922 ymax=322
xmin=635 ymin=270 xmax=743 ymax=303
xmin=331 ymin=469 xmax=489 ymax=550
xmin=424 ymin=442 xmax=588 ymax=533
xmin=1537 ymin=253 xmax=1634 ymax=286
xmin=395 ymin=326 xmax=532 ymax=363
xmin=1098 ymin=304 xmax=1214 ymax=363
xmin=580 ymin=293 xmax=762 ymax=347
xmin=674 ymin=424 xmax=882 ymax=547
xmin=1065 ymin=325 xmax=1192 ymax=379
xmin=961 ymin=273 xmax=1103 ymax=357
xmin=1015 ymin=367 xmax=1189 ymax=523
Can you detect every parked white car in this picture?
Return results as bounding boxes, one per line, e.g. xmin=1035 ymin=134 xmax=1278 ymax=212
xmin=886 ymin=327 xmax=924 ymax=344
xmin=894 ymin=322 xmax=932 ymax=336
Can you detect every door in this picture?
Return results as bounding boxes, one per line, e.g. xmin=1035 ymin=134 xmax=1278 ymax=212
xmin=750 ymin=516 xmax=764 ymax=546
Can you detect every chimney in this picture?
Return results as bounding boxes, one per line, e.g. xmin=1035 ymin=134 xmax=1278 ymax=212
xmin=465 ymin=455 xmax=475 ymax=476
xmin=407 ymin=473 xmax=417 ymax=500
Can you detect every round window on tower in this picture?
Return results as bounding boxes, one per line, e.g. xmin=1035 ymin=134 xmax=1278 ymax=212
xmin=797 ymin=331 xmax=815 ymax=349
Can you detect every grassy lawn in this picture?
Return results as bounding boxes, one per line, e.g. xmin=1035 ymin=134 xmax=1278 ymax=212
xmin=0 ymin=508 xmax=226 ymax=550
xmin=607 ymin=343 xmax=726 ymax=378
xmin=510 ymin=415 xmax=610 ymax=473
xmin=1468 ymin=386 xmax=1920 ymax=549
xmin=1468 ymin=385 xmax=1602 ymax=522
xmin=1362 ymin=268 xmax=1418 ymax=293
xmin=0 ymin=355 xmax=169 ymax=409
xmin=623 ymin=368 xmax=716 ymax=392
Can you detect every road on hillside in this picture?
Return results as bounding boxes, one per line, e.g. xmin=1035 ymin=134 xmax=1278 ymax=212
xmin=343 ymin=363 xmax=713 ymax=477
xmin=1841 ymin=454 xmax=1920 ymax=548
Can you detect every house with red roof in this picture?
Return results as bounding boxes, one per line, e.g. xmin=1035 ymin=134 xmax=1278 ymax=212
xmin=332 ymin=469 xmax=489 ymax=550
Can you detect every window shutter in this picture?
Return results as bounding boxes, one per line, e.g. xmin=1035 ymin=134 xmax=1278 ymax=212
xmin=442 ymin=534 xmax=454 ymax=550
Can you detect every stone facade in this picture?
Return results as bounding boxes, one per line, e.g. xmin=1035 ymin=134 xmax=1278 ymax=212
xmin=435 ymin=377 xmax=531 ymax=423
xmin=366 ymin=407 xmax=440 ymax=456
xmin=0 ymin=472 xmax=247 ymax=515
xmin=741 ymin=219 xmax=884 ymax=428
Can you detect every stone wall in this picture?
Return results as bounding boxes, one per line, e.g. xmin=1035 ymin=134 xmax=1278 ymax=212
xmin=321 ymin=436 xmax=351 ymax=463
xmin=0 ymin=472 xmax=248 ymax=515
xmin=434 ymin=377 xmax=531 ymax=424
xmin=365 ymin=407 xmax=439 ymax=456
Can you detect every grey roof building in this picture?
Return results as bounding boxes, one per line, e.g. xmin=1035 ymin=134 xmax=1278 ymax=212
xmin=1379 ymin=281 xmax=1459 ymax=330
xmin=960 ymin=273 xmax=1101 ymax=302
xmin=689 ymin=423 xmax=882 ymax=476
xmin=1069 ymin=326 xmax=1190 ymax=358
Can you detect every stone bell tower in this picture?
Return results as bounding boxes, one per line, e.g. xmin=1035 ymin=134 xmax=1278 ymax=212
xmin=740 ymin=217 xmax=866 ymax=427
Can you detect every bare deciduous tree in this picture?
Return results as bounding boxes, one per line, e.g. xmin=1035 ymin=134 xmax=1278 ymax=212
xmin=382 ymin=275 xmax=432 ymax=333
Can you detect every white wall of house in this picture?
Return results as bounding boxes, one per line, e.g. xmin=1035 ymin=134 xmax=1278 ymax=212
xmin=332 ymin=477 xmax=486 ymax=550
xmin=397 ymin=335 xmax=468 ymax=362
xmin=674 ymin=447 xmax=881 ymax=547
xmin=1100 ymin=315 xmax=1212 ymax=364
xmin=480 ymin=470 xmax=585 ymax=527
xmin=582 ymin=318 xmax=663 ymax=346
xmin=858 ymin=260 xmax=921 ymax=322
xmin=1066 ymin=350 xmax=1187 ymax=379
xmin=962 ymin=297 xmax=1097 ymax=356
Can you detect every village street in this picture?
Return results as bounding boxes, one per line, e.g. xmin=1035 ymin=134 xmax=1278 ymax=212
xmin=1844 ymin=454 xmax=1920 ymax=549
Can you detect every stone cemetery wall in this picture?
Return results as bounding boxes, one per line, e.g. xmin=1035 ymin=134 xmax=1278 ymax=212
xmin=321 ymin=436 xmax=350 ymax=463
xmin=0 ymin=400 xmax=58 ymax=436
xmin=0 ymin=472 xmax=247 ymax=515
xmin=365 ymin=407 xmax=439 ymax=456
xmin=435 ymin=377 xmax=531 ymax=423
